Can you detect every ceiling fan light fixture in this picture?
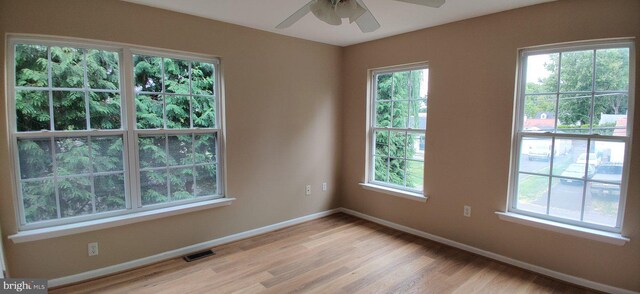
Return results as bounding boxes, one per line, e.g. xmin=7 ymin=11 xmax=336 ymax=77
xmin=336 ymin=0 xmax=366 ymax=23
xmin=310 ymin=0 xmax=342 ymax=26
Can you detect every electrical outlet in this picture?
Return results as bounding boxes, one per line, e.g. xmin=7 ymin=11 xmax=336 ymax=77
xmin=322 ymin=182 xmax=327 ymax=191
xmin=305 ymin=185 xmax=311 ymax=196
xmin=88 ymin=242 xmax=99 ymax=256
xmin=463 ymin=205 xmax=471 ymax=217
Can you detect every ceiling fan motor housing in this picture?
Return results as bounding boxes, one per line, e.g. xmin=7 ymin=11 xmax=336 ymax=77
xmin=311 ymin=0 xmax=366 ymax=25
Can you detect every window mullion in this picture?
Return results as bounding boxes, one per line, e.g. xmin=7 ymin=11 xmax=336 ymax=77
xmin=123 ymin=48 xmax=140 ymax=210
xmin=553 ymin=53 xmax=562 ymax=131
xmin=161 ymin=58 xmax=167 ymax=129
xmin=83 ymin=49 xmax=91 ymax=130
xmin=545 ymin=137 xmax=556 ymax=215
xmin=589 ymin=50 xmax=597 ymax=134
xmin=50 ymin=138 xmax=62 ymax=219
xmin=88 ymin=137 xmax=96 ymax=214
xmin=580 ymin=138 xmax=594 ymax=221
xmin=189 ymin=62 xmax=194 ymax=129
xmin=403 ymin=131 xmax=408 ymax=187
xmin=165 ymin=134 xmax=171 ymax=202
xmin=48 ymin=47 xmax=54 ymax=131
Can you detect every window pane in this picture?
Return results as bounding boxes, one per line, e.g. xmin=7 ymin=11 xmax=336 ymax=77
xmin=389 ymin=131 xmax=406 ymax=159
xmin=389 ymin=158 xmax=406 ymax=186
xmin=193 ymin=96 xmax=216 ymax=128
xmin=375 ymin=101 xmax=391 ymax=128
xmin=92 ymin=136 xmax=124 ymax=173
xmin=592 ymin=94 xmax=628 ymax=136
xmin=549 ymin=178 xmax=583 ymax=221
xmin=551 ymin=138 xmax=585 ymax=176
xmin=168 ymin=135 xmax=193 ymax=166
xmin=141 ymin=170 xmax=168 ymax=205
xmin=392 ymin=101 xmax=408 ymax=128
xmin=559 ymin=50 xmax=593 ymax=92
xmin=392 ymin=71 xmax=410 ymax=100
xmin=166 ymin=95 xmax=190 ymax=129
xmin=557 ymin=163 xmax=590 ymax=181
xmin=557 ymin=94 xmax=591 ymax=134
xmin=525 ymin=53 xmax=558 ymax=94
xmin=407 ymin=133 xmax=424 ymax=161
xmin=195 ymin=165 xmax=217 ymax=197
xmin=406 ymin=160 xmax=424 ymax=190
xmin=585 ymin=182 xmax=620 ymax=227
xmin=89 ymin=92 xmax=121 ymax=129
xmin=408 ymin=99 xmax=427 ymax=129
xmin=522 ymin=95 xmax=555 ymax=132
xmin=515 ymin=173 xmax=548 ymax=214
xmin=169 ymin=168 xmax=194 ymax=200
xmin=16 ymin=90 xmax=50 ymax=131
xmin=139 ymin=135 xmax=166 ymax=169
xmin=164 ymin=58 xmax=189 ymax=94
xmin=596 ymin=48 xmax=629 ymax=91
xmin=53 ymin=91 xmax=86 ymax=131
xmin=373 ymin=156 xmax=388 ymax=182
xmin=191 ymin=62 xmax=214 ymax=95
xmin=22 ymin=179 xmax=57 ymax=223
xmin=591 ymin=140 xmax=625 ymax=183
xmin=59 ymin=176 xmax=92 ymax=218
xmin=18 ymin=138 xmax=52 ymax=179
xmin=87 ymin=49 xmax=120 ymax=90
xmin=374 ymin=130 xmax=389 ymax=156
xmin=136 ymin=94 xmax=164 ymax=129
xmin=95 ymin=173 xmax=126 ymax=213
xmin=409 ymin=70 xmax=425 ymax=100
xmin=51 ymin=47 xmax=84 ymax=88
xmin=374 ymin=73 xmax=390 ymax=101
xmin=15 ymin=44 xmax=48 ymax=87
xmin=194 ymin=134 xmax=216 ymax=164
xmin=520 ymin=137 xmax=552 ymax=173
xmin=134 ymin=55 xmax=162 ymax=93
xmin=55 ymin=137 xmax=90 ymax=176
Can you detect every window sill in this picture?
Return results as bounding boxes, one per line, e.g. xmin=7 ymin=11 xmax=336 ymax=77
xmin=495 ymin=212 xmax=629 ymax=246
xmin=359 ymin=183 xmax=427 ymax=202
xmin=9 ymin=198 xmax=235 ymax=243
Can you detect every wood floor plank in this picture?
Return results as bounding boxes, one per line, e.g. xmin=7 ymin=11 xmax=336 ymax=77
xmin=50 ymin=213 xmax=600 ymax=294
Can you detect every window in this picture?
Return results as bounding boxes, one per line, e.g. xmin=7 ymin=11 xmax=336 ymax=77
xmin=367 ymin=65 xmax=429 ymax=194
xmin=9 ymin=37 xmax=224 ymax=230
xmin=133 ymin=54 xmax=220 ymax=206
xmin=510 ymin=40 xmax=634 ymax=232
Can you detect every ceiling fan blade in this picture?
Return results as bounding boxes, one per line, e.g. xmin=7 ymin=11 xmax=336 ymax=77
xmin=276 ymin=1 xmax=314 ymax=29
xmin=354 ymin=0 xmax=380 ymax=33
xmin=393 ymin=0 xmax=446 ymax=8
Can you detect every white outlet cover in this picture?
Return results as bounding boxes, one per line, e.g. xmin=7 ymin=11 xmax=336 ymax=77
xmin=88 ymin=242 xmax=99 ymax=256
xmin=463 ymin=206 xmax=471 ymax=217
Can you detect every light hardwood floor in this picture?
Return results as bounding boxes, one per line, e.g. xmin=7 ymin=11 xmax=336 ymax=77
xmin=52 ymin=213 xmax=599 ymax=293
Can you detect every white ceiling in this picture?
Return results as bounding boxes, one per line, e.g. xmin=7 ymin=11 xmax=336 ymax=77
xmin=123 ymin=0 xmax=553 ymax=47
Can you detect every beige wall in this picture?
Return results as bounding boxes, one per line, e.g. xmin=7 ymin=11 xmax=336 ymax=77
xmin=340 ymin=0 xmax=640 ymax=291
xmin=0 ymin=0 xmax=342 ymax=279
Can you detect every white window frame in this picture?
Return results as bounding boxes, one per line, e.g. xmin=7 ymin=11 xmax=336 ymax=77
xmin=508 ymin=39 xmax=635 ymax=233
xmin=7 ymin=35 xmax=227 ymax=232
xmin=365 ymin=63 xmax=429 ymax=198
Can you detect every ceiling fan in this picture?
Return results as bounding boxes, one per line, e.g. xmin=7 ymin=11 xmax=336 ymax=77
xmin=276 ymin=0 xmax=446 ymax=33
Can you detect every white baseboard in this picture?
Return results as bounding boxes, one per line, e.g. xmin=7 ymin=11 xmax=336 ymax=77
xmin=48 ymin=208 xmax=341 ymax=288
xmin=337 ymin=208 xmax=637 ymax=294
